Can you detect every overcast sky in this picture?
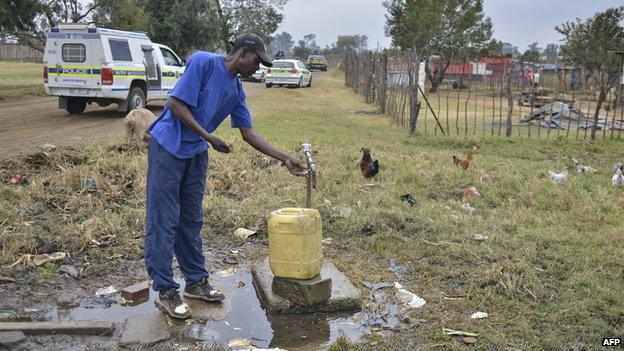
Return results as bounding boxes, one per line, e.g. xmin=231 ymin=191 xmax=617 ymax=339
xmin=277 ymin=0 xmax=623 ymax=51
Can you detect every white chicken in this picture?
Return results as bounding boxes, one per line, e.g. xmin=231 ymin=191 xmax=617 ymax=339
xmin=572 ymin=158 xmax=595 ymax=174
xmin=613 ymin=163 xmax=624 ymax=172
xmin=548 ymin=169 xmax=568 ymax=184
xmin=612 ymin=168 xmax=624 ymax=187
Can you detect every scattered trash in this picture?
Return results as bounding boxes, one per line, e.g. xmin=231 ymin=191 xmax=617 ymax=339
xmin=227 ymin=338 xmax=252 ymax=348
xmin=0 ymin=310 xmax=16 ymax=320
xmin=461 ymin=336 xmax=479 ymax=344
xmin=38 ymin=143 xmax=56 ymax=151
xmin=233 ymin=228 xmax=257 ymax=240
xmin=95 ymin=285 xmax=118 ymax=296
xmin=363 ymin=281 xmax=394 ymax=291
xmin=473 ymin=234 xmax=488 ymax=241
xmin=60 ymin=264 xmax=80 ymax=279
xmin=463 ymin=187 xmax=480 ymax=198
xmin=9 ymin=175 xmax=23 ymax=185
xmin=394 ymin=282 xmax=426 ymax=309
xmin=321 ymin=237 xmax=333 ymax=245
xmin=237 ymin=280 xmax=246 ymax=288
xmin=10 ymin=252 xmax=69 ymax=267
xmin=233 ymin=327 xmax=242 ymax=331
xmin=216 ymin=267 xmax=237 ymax=276
xmin=520 ymin=101 xmax=624 ymax=130
xmin=442 ymin=328 xmax=480 ymax=337
xmin=338 ymin=207 xmax=352 ymax=218
xmin=548 ymin=169 xmax=568 ymax=184
xmin=460 ymin=203 xmax=476 ymax=214
xmin=0 ymin=275 xmax=15 ymax=283
xmin=470 ymin=312 xmax=489 ymax=319
xmin=612 ymin=168 xmax=624 ymax=187
xmin=400 ymin=193 xmax=417 ymax=206
xmin=85 ymin=177 xmax=97 ymax=192
xmin=572 ymin=159 xmax=595 ymax=174
xmin=388 ymin=258 xmax=407 ymax=279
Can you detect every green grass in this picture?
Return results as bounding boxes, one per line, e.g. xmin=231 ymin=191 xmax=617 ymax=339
xmin=1 ymin=70 xmax=623 ymax=349
xmin=0 ymin=61 xmax=46 ymax=101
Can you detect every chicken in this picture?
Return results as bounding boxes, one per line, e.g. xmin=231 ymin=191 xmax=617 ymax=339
xmin=452 ymin=153 xmax=474 ymax=170
xmin=572 ymin=158 xmax=596 ymax=174
xmin=360 ymin=147 xmax=380 ymax=179
xmin=613 ymin=163 xmax=624 ymax=172
xmin=548 ymin=169 xmax=568 ymax=184
xmin=612 ymin=168 xmax=624 ymax=187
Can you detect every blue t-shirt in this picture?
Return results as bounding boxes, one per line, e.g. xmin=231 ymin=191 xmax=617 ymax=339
xmin=149 ymin=51 xmax=252 ymax=159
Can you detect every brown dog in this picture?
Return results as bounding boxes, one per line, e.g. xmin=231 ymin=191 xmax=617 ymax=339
xmin=124 ymin=108 xmax=156 ymax=146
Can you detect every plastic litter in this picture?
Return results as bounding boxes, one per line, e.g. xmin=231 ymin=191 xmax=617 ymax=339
xmin=394 ymin=282 xmax=426 ymax=309
xmin=227 ymin=338 xmax=252 ymax=348
xmin=321 ymin=237 xmax=333 ymax=245
xmin=233 ymin=228 xmax=257 ymax=240
xmin=9 ymin=175 xmax=23 ymax=185
xmin=442 ymin=328 xmax=480 ymax=337
xmin=470 ymin=311 xmax=489 ymax=319
xmin=95 ymin=285 xmax=118 ymax=296
xmin=460 ymin=203 xmax=476 ymax=213
xmin=473 ymin=234 xmax=488 ymax=241
xmin=339 ymin=207 xmax=352 ymax=217
xmin=464 ymin=187 xmax=480 ymax=198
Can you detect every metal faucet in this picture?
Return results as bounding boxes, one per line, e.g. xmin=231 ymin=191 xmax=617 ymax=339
xmin=301 ymin=143 xmax=316 ymax=208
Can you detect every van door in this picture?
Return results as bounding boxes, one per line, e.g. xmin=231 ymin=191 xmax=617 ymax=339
xmin=157 ymin=46 xmax=184 ymax=96
xmin=45 ymin=32 xmax=99 ymax=93
xmin=141 ymin=45 xmax=162 ymax=98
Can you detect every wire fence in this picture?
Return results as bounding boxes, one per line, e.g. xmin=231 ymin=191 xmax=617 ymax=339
xmin=343 ymin=48 xmax=624 ymax=140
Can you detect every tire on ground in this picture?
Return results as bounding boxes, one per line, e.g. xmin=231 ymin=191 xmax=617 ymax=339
xmin=66 ymin=98 xmax=86 ymax=114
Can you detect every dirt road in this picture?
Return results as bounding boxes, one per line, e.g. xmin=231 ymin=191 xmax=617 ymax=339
xmin=0 ymin=97 xmax=165 ymax=158
xmin=0 ymin=81 xmax=264 ymax=159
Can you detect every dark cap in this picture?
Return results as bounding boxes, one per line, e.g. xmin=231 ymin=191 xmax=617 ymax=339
xmin=229 ymin=33 xmax=273 ymax=67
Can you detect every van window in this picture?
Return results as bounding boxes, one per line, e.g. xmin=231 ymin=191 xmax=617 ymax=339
xmin=62 ymin=44 xmax=86 ymax=62
xmin=272 ymin=61 xmax=294 ymax=68
xmin=160 ymin=48 xmax=180 ymax=66
xmin=109 ymin=39 xmax=133 ymax=61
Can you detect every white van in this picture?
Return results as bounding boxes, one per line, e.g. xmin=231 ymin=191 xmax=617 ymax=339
xmin=43 ymin=23 xmax=185 ymax=114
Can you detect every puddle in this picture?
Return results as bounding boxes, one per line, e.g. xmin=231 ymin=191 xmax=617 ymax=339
xmin=44 ymin=267 xmax=367 ymax=350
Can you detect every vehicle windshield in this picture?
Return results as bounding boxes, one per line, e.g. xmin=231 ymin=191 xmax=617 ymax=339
xmin=272 ymin=61 xmax=294 ymax=68
xmin=309 ymin=56 xmax=325 ymax=60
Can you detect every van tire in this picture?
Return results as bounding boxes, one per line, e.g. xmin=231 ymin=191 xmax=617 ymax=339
xmin=127 ymin=87 xmax=146 ymax=111
xmin=307 ymin=77 xmax=312 ymax=87
xmin=66 ymin=98 xmax=86 ymax=114
xmin=265 ymin=83 xmax=273 ymax=88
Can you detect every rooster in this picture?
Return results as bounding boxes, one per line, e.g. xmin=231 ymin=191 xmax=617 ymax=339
xmin=612 ymin=168 xmax=624 ymax=187
xmin=452 ymin=152 xmax=474 ymax=170
xmin=360 ymin=147 xmax=379 ymax=179
xmin=572 ymin=158 xmax=595 ymax=174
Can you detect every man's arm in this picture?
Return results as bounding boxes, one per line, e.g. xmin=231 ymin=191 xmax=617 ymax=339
xmin=239 ymin=127 xmax=307 ymax=176
xmin=166 ymin=97 xmax=231 ymax=153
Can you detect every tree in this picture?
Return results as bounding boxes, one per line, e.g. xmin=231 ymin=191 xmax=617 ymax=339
xmin=92 ymin=0 xmax=146 ymax=32
xmin=144 ymin=0 xmax=222 ymax=56
xmin=521 ymin=49 xmax=541 ymax=63
xmin=556 ymin=6 xmax=624 ymax=140
xmin=0 ymin=0 xmax=99 ymax=51
xmin=213 ymin=0 xmax=288 ymax=52
xmin=543 ymin=44 xmax=558 ymax=64
xmin=268 ymin=31 xmax=294 ymax=55
xmin=384 ymin=0 xmax=496 ymax=92
xmin=293 ymin=33 xmax=319 ymax=58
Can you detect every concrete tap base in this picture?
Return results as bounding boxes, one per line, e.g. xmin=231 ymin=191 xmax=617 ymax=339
xmin=251 ymin=257 xmax=361 ymax=314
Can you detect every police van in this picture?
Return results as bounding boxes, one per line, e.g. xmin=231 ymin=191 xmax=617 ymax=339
xmin=43 ymin=23 xmax=185 ymax=114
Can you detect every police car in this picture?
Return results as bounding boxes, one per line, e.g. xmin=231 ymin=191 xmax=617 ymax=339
xmin=264 ymin=59 xmax=312 ymax=88
xmin=252 ymin=64 xmax=269 ymax=82
xmin=305 ymin=55 xmax=327 ymax=71
xmin=43 ymin=23 xmax=185 ymax=114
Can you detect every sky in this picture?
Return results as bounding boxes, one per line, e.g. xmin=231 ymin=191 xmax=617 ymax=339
xmin=277 ymin=0 xmax=624 ymax=51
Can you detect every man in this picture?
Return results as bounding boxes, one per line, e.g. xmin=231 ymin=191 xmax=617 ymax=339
xmin=145 ymin=33 xmax=307 ymax=319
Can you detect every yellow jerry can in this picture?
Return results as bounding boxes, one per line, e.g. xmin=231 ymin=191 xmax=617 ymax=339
xmin=268 ymin=208 xmax=323 ymax=279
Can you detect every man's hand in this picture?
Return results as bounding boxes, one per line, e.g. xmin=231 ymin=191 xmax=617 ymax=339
xmin=206 ymin=135 xmax=231 ymax=153
xmin=284 ymin=157 xmax=308 ymax=176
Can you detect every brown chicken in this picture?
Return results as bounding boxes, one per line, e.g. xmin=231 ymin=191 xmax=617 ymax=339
xmin=360 ymin=147 xmax=380 ymax=178
xmin=452 ymin=152 xmax=474 ymax=170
